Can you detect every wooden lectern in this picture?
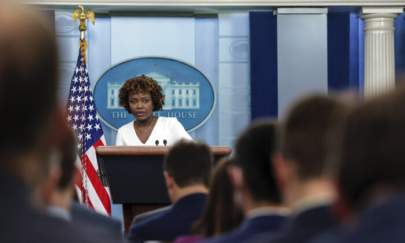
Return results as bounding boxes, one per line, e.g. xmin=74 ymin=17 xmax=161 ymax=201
xmin=96 ymin=146 xmax=231 ymax=233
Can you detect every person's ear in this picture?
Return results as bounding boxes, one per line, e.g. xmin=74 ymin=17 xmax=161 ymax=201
xmin=47 ymin=106 xmax=68 ymax=148
xmin=273 ymin=152 xmax=293 ymax=191
xmin=228 ymin=165 xmax=244 ymax=190
xmin=41 ymin=159 xmax=61 ymax=205
xmin=71 ymin=169 xmax=80 ymax=188
xmin=163 ymin=171 xmax=174 ymax=189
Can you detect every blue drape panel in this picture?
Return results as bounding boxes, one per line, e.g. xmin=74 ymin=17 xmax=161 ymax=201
xmin=328 ymin=12 xmax=361 ymax=92
xmin=395 ymin=14 xmax=405 ymax=79
xmin=249 ymin=11 xmax=278 ymax=119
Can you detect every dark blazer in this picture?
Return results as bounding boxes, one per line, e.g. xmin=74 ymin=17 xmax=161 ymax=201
xmin=203 ymin=214 xmax=287 ymax=243
xmin=0 ymin=172 xmax=117 ymax=243
xmin=128 ymin=193 xmax=207 ymax=242
xmin=71 ymin=202 xmax=123 ymax=241
xmin=314 ymin=195 xmax=405 ymax=243
xmin=250 ymin=205 xmax=338 ymax=243
xmin=131 ymin=205 xmax=172 ymax=225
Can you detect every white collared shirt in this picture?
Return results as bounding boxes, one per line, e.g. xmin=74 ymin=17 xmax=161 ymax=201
xmin=247 ymin=206 xmax=290 ymax=219
xmin=47 ymin=206 xmax=71 ymax=221
xmin=292 ymin=193 xmax=334 ymax=216
xmin=115 ymin=117 xmax=192 ymax=146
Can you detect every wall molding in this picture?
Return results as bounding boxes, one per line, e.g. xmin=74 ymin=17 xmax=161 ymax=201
xmin=26 ymin=0 xmax=405 ymax=8
xmin=362 ymin=7 xmax=403 ymax=14
xmin=275 ymin=8 xmax=328 ymax=14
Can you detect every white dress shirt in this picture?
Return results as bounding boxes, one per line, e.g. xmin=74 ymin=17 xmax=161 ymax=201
xmin=115 ymin=117 xmax=192 ymax=146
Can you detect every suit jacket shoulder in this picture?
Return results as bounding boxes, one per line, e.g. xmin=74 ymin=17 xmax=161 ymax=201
xmin=333 ymin=196 xmax=405 ymax=243
xmin=128 ymin=193 xmax=207 ymax=242
xmin=266 ymin=205 xmax=338 ymax=243
xmin=0 ymin=174 xmax=119 ymax=243
xmin=204 ymin=214 xmax=287 ymax=243
xmin=71 ymin=203 xmax=122 ymax=241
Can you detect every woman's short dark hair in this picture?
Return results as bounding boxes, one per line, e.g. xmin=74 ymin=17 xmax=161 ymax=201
xmin=118 ymin=75 xmax=165 ymax=112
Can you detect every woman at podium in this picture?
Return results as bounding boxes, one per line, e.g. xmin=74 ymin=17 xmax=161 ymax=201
xmin=115 ymin=75 xmax=192 ymax=146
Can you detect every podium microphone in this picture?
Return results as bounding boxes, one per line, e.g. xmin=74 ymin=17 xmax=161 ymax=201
xmin=155 ymin=140 xmax=159 ymax=146
xmin=163 ymin=139 xmax=167 ymax=146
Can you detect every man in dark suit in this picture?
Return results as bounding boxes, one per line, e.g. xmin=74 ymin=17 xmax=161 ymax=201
xmin=43 ymin=122 xmax=122 ymax=241
xmin=0 ymin=4 xmax=118 ymax=243
xmin=130 ymin=205 xmax=172 ymax=225
xmin=128 ymin=140 xmax=212 ymax=242
xmin=71 ymin=203 xmax=123 ymax=240
xmin=204 ymin=121 xmax=288 ymax=243
xmin=252 ymin=95 xmax=348 ymax=243
xmin=314 ymin=87 xmax=405 ymax=243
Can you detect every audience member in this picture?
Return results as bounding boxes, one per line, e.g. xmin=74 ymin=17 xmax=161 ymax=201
xmin=204 ymin=121 xmax=288 ymax=243
xmin=128 ymin=140 xmax=212 ymax=242
xmin=175 ymin=157 xmax=244 ymax=243
xmin=315 ymin=86 xmax=405 ymax=243
xmin=0 ymin=3 xmax=116 ymax=243
xmin=42 ymin=118 xmax=123 ymax=241
xmin=71 ymin=202 xmax=123 ymax=241
xmin=252 ymin=95 xmax=348 ymax=243
xmin=130 ymin=205 xmax=172 ymax=226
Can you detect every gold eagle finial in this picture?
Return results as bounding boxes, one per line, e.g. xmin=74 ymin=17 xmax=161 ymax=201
xmin=72 ymin=5 xmax=95 ymax=61
xmin=72 ymin=5 xmax=95 ymax=38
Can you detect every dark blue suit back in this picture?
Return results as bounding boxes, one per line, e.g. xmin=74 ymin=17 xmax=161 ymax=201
xmin=71 ymin=202 xmax=123 ymax=241
xmin=313 ymin=195 xmax=405 ymax=243
xmin=128 ymin=193 xmax=207 ymax=242
xmin=0 ymin=173 xmax=118 ymax=243
xmin=264 ymin=205 xmax=338 ymax=243
xmin=204 ymin=214 xmax=287 ymax=243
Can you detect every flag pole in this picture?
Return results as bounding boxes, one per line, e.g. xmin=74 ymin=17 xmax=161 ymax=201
xmin=72 ymin=5 xmax=95 ymax=64
xmin=72 ymin=5 xmax=94 ymax=208
xmin=68 ymin=6 xmax=111 ymax=215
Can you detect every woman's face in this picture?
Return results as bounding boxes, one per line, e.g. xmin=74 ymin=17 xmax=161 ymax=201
xmin=128 ymin=91 xmax=154 ymax=122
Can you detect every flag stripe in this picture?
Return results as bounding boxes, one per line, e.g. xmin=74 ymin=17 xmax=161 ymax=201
xmin=86 ymin=145 xmax=99 ymax=170
xmin=81 ymin=170 xmax=106 ymax=214
xmin=81 ymin=153 xmax=111 ymax=214
xmin=94 ymin=139 xmax=104 ymax=148
xmin=83 ymin=140 xmax=111 ymax=214
xmin=100 ymin=135 xmax=107 ymax=145
xmin=87 ymin=196 xmax=95 ymax=210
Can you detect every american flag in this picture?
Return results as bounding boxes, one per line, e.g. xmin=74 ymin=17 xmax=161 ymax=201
xmin=66 ymin=49 xmax=111 ymax=215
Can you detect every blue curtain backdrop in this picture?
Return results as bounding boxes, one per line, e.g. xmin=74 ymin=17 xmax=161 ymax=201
xmin=249 ymin=11 xmax=278 ymax=119
xmin=327 ymin=10 xmax=362 ymax=93
xmin=249 ymin=9 xmax=405 ymax=120
xmin=395 ymin=14 xmax=405 ymax=78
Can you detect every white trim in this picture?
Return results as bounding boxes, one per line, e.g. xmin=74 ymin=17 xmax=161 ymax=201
xmin=275 ymin=8 xmax=328 ymax=14
xmin=362 ymin=7 xmax=403 ymax=14
xmin=24 ymin=0 xmax=405 ymax=7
